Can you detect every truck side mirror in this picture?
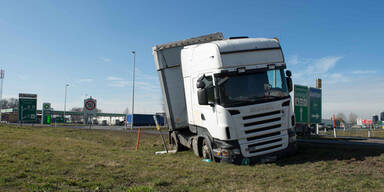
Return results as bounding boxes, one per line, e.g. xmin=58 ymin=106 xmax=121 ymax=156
xmin=198 ymin=89 xmax=208 ymax=105
xmin=286 ymin=77 xmax=293 ymax=92
xmin=196 ymin=75 xmax=206 ymax=89
xmin=196 ymin=81 xmax=205 ymax=89
xmin=286 ymin=70 xmax=292 ymax=77
xmin=285 ymin=70 xmax=293 ymax=92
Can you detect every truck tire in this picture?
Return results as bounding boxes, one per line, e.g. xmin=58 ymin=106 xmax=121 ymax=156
xmin=170 ymin=132 xmax=182 ymax=152
xmin=192 ymin=137 xmax=201 ymax=157
xmin=201 ymin=138 xmax=213 ymax=161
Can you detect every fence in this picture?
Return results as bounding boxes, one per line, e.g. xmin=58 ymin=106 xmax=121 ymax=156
xmin=316 ymin=124 xmax=384 ymax=139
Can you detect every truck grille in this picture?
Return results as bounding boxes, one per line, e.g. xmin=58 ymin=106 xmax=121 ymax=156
xmin=241 ymin=110 xmax=285 ymax=155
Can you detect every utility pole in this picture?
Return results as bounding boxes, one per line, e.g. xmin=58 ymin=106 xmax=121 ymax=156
xmin=0 ymin=69 xmax=4 ymax=122
xmin=130 ymin=51 xmax=136 ymax=130
xmin=64 ymin=84 xmax=69 ymax=123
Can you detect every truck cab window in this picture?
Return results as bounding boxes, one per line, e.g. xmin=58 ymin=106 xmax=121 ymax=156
xmin=217 ymin=69 xmax=288 ymax=107
xmin=201 ymin=76 xmax=215 ymax=104
xmin=267 ymin=69 xmax=286 ymax=90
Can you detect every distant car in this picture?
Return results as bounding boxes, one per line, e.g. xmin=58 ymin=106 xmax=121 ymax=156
xmin=102 ymin=120 xmax=108 ymax=126
xmin=92 ymin=119 xmax=99 ymax=125
xmin=115 ymin=120 xmax=125 ymax=126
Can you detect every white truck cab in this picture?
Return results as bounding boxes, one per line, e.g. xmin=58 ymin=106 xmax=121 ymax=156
xmin=153 ymin=33 xmax=296 ymax=164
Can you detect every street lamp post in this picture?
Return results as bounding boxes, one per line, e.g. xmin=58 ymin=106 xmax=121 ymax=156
xmin=64 ymin=84 xmax=69 ymax=123
xmin=0 ymin=69 xmax=4 ymax=122
xmin=131 ymin=51 xmax=136 ymax=130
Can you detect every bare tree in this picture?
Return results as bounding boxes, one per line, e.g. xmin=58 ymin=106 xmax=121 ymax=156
xmin=335 ymin=113 xmax=347 ymax=122
xmin=70 ymin=107 xmax=83 ymax=123
xmin=348 ymin=113 xmax=358 ymax=125
xmin=123 ymin=108 xmax=130 ymax=114
xmin=1 ymin=98 xmax=18 ymax=109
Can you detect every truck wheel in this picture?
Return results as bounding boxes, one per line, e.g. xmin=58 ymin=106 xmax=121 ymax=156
xmin=170 ymin=132 xmax=181 ymax=152
xmin=202 ymin=138 xmax=213 ymax=160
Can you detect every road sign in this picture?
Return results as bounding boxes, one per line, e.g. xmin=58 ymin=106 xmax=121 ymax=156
xmin=294 ymin=85 xmax=308 ymax=124
xmin=42 ymin=103 xmax=51 ymax=124
xmin=18 ymin=93 xmax=37 ymax=123
xmin=84 ymin=97 xmax=97 ymax=116
xmin=309 ymin=88 xmax=322 ymax=124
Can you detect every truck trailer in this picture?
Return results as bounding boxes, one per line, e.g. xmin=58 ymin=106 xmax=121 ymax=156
xmin=153 ymin=32 xmax=296 ymax=164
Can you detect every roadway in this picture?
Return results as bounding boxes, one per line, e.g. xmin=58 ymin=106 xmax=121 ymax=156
xmin=7 ymin=123 xmax=384 ymax=148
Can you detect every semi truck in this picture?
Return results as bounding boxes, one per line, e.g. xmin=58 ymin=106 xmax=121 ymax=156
xmin=153 ymin=32 xmax=296 ymax=164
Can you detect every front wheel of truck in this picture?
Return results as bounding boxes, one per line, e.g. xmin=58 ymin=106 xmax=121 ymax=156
xmin=202 ymin=138 xmax=213 ymax=161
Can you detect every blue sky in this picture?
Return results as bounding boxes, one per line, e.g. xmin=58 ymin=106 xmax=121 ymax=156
xmin=0 ymin=0 xmax=383 ymax=118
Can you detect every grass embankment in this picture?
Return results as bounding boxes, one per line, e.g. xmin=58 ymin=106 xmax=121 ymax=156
xmin=1 ymin=125 xmax=384 ymax=191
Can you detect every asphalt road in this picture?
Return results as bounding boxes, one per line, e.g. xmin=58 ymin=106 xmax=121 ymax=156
xmin=81 ymin=125 xmax=384 ymax=148
xmin=7 ymin=123 xmax=384 ymax=148
xmin=297 ymin=138 xmax=384 ymax=148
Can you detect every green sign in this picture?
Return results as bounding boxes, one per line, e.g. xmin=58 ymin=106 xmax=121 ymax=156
xmin=309 ymin=88 xmax=322 ymax=124
xmin=42 ymin=103 xmax=51 ymax=124
xmin=18 ymin=93 xmax=37 ymax=123
xmin=294 ymin=85 xmax=308 ymax=124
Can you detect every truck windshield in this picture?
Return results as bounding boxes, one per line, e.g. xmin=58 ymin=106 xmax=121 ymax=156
xmin=217 ymin=69 xmax=289 ymax=107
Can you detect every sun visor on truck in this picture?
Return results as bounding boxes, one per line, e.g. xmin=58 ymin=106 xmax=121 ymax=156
xmin=214 ymin=38 xmax=284 ymax=67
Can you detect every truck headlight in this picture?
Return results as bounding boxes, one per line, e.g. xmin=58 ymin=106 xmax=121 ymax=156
xmin=215 ymin=148 xmax=241 ymax=157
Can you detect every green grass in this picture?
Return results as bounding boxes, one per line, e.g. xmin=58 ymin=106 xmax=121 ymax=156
xmin=1 ymin=125 xmax=384 ymax=191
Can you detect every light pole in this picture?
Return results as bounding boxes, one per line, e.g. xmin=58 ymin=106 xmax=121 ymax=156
xmin=64 ymin=84 xmax=69 ymax=123
xmin=130 ymin=51 xmax=136 ymax=130
xmin=0 ymin=69 xmax=4 ymax=122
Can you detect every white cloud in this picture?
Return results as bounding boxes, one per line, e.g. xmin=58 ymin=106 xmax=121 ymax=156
xmin=307 ymin=56 xmax=342 ymax=74
xmin=323 ymin=75 xmax=384 ymax=119
xmin=351 ymin=70 xmax=376 ymax=74
xmin=291 ymin=55 xmax=343 ymax=87
xmin=106 ymin=76 xmax=123 ymax=81
xmin=100 ymin=57 xmax=112 ymax=63
xmin=326 ymin=73 xmax=349 ymax=84
xmin=108 ymin=80 xmax=130 ymax=87
xmin=79 ymin=78 xmax=93 ymax=83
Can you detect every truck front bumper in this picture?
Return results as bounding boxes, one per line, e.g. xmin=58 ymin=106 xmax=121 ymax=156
xmin=213 ymin=130 xmax=297 ymax=165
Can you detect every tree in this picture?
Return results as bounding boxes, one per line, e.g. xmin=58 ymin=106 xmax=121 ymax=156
xmin=348 ymin=113 xmax=358 ymax=125
xmin=335 ymin=113 xmax=347 ymax=122
xmin=1 ymin=98 xmax=18 ymax=109
xmin=71 ymin=107 xmax=83 ymax=123
xmin=123 ymin=108 xmax=130 ymax=114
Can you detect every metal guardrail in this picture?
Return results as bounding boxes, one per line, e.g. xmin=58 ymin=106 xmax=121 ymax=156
xmin=316 ymin=127 xmax=384 ymax=139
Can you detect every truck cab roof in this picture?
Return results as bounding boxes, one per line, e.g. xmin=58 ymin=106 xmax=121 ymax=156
xmin=181 ymin=38 xmax=284 ymax=77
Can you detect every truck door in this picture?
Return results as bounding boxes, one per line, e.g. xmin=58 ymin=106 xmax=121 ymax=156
xmin=193 ymin=74 xmax=219 ymax=136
